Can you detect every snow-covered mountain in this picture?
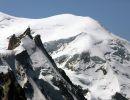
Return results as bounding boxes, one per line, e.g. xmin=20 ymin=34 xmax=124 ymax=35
xmin=0 ymin=12 xmax=130 ymax=100
xmin=0 ymin=27 xmax=86 ymax=100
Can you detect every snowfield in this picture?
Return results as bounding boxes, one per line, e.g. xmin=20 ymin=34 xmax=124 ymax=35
xmin=0 ymin=12 xmax=113 ymax=49
xmin=0 ymin=12 xmax=130 ymax=100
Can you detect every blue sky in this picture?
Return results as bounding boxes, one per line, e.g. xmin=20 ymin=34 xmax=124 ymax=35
xmin=0 ymin=0 xmax=130 ymax=41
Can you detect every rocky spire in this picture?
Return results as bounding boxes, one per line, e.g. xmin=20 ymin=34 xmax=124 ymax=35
xmin=8 ymin=34 xmax=20 ymax=50
xmin=8 ymin=27 xmax=33 ymax=50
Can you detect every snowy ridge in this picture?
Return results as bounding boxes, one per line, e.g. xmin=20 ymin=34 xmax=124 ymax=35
xmin=45 ymin=32 xmax=130 ymax=99
xmin=0 ymin=27 xmax=86 ymax=100
xmin=0 ymin=12 xmax=114 ymax=49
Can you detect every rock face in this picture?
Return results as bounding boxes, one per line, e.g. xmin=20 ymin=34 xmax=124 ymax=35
xmin=8 ymin=27 xmax=32 ymax=50
xmin=0 ymin=28 xmax=86 ymax=100
xmin=0 ymin=71 xmax=26 ymax=100
xmin=8 ymin=34 xmax=19 ymax=50
xmin=112 ymin=92 xmax=128 ymax=100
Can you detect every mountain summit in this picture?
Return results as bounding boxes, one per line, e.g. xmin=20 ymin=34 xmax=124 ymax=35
xmin=0 ymin=12 xmax=130 ymax=100
xmin=0 ymin=12 xmax=117 ymax=49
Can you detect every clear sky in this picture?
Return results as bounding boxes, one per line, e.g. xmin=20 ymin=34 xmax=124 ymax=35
xmin=0 ymin=0 xmax=130 ymax=41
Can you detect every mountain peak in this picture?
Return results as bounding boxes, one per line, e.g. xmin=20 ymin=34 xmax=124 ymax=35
xmin=0 ymin=12 xmax=113 ymax=49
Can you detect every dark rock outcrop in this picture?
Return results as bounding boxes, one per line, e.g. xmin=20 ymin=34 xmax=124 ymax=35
xmin=0 ymin=71 xmax=26 ymax=100
xmin=112 ymin=92 xmax=128 ymax=100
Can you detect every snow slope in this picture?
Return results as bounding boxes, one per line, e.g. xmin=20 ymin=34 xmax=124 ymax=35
xmin=0 ymin=12 xmax=115 ymax=49
xmin=0 ymin=12 xmax=130 ymax=100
